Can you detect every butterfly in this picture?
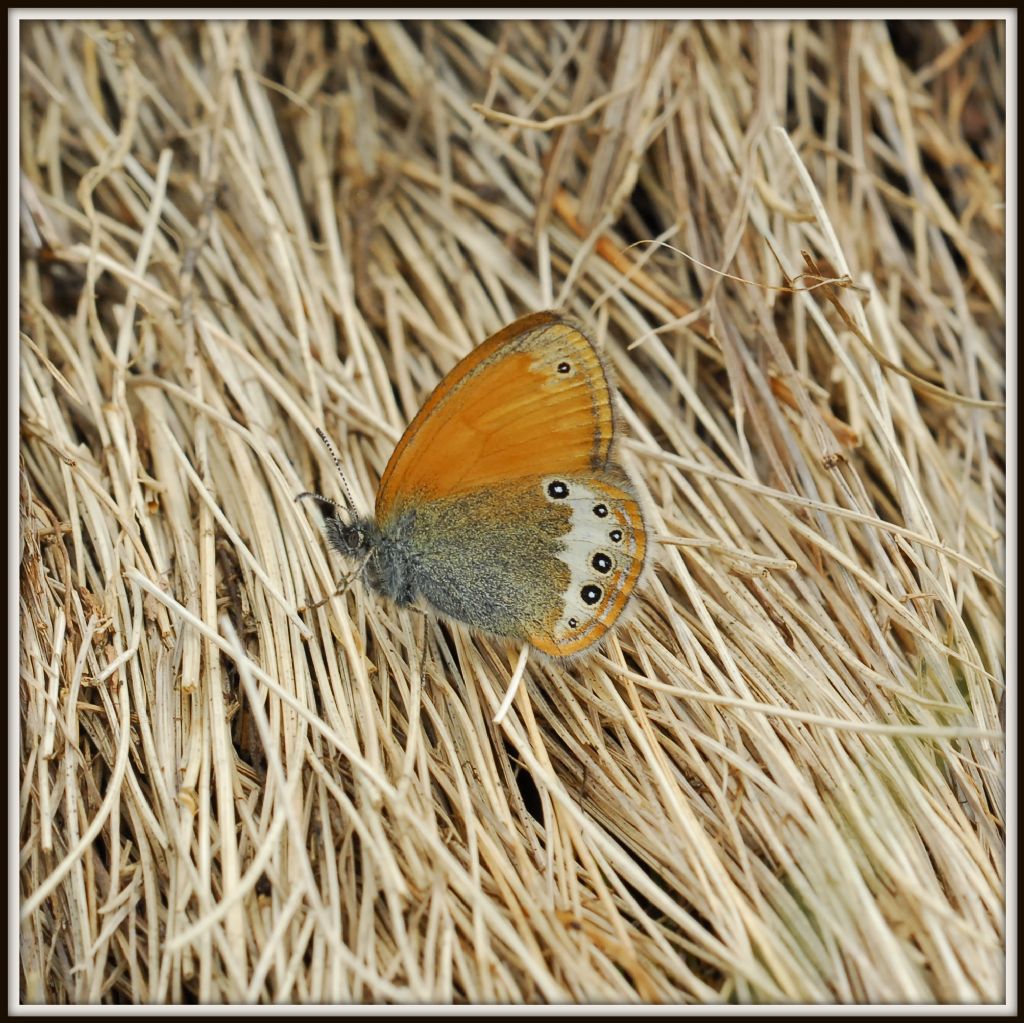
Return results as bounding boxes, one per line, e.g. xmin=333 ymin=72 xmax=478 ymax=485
xmin=301 ymin=311 xmax=648 ymax=658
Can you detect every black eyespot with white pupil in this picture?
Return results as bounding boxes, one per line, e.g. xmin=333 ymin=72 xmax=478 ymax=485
xmin=581 ymin=585 xmax=602 ymax=605
xmin=568 ymin=617 xmax=578 ymax=629
xmin=610 ymin=529 xmax=623 ymax=543
xmin=592 ymin=553 xmax=612 ymax=573
xmin=547 ymin=480 xmax=569 ymax=499
xmin=593 ymin=504 xmax=608 ymax=518
xmin=557 ymin=361 xmax=571 ymax=374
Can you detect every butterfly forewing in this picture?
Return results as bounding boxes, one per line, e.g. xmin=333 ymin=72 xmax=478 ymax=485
xmin=376 ymin=313 xmax=614 ymax=519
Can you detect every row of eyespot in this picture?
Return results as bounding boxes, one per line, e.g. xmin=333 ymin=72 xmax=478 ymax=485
xmin=545 ymin=478 xmax=628 ymax=623
xmin=546 ymin=479 xmax=624 ymax=545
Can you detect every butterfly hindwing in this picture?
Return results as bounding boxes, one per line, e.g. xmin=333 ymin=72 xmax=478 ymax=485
xmin=396 ymin=471 xmax=646 ymax=658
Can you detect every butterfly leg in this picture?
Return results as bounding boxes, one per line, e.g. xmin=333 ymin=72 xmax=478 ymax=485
xmin=301 ymin=568 xmax=361 ymax=612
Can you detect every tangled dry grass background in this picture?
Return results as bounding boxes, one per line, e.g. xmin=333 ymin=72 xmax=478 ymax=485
xmin=18 ymin=19 xmax=1007 ymax=1005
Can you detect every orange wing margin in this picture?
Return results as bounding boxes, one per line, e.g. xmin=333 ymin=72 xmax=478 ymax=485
xmin=376 ymin=312 xmax=616 ymax=522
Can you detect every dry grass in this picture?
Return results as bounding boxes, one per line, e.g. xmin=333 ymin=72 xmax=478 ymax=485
xmin=18 ymin=19 xmax=1006 ymax=1005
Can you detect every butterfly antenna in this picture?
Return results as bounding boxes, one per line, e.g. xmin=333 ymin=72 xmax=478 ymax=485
xmin=314 ymin=426 xmax=359 ymax=519
xmin=296 ymin=428 xmax=360 ymax=520
xmin=295 ymin=489 xmax=344 ymax=515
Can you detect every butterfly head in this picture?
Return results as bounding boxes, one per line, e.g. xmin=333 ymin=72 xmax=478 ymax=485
xmin=323 ymin=513 xmax=378 ymax=559
xmin=298 ymin=427 xmax=378 ymax=556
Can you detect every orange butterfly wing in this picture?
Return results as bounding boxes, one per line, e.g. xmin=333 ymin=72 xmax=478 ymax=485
xmin=376 ymin=312 xmax=614 ymax=519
